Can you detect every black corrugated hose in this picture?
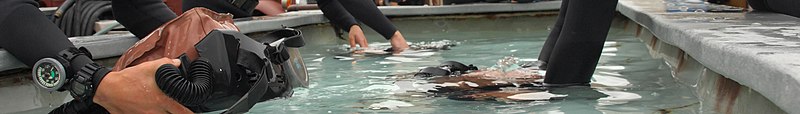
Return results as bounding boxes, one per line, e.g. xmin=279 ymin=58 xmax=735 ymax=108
xmin=49 ymin=58 xmax=215 ymax=114
xmin=54 ymin=0 xmax=113 ymax=37
xmin=154 ymin=58 xmax=215 ymax=107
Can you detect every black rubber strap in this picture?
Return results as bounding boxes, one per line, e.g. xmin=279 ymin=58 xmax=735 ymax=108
xmin=222 ymin=63 xmax=272 ymax=114
xmin=49 ymin=63 xmax=110 ymax=114
xmin=73 ymin=63 xmax=110 ymax=103
xmin=90 ymin=65 xmax=111 ymax=97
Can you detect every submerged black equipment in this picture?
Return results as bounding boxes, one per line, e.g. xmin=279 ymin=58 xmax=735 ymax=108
xmin=415 ymin=61 xmax=478 ymax=77
xmin=153 ymin=28 xmax=307 ymax=113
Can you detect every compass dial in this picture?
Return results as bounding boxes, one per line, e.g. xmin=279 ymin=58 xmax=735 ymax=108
xmin=32 ymin=58 xmax=67 ymax=91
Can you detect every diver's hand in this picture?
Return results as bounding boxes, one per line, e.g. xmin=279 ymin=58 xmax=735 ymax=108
xmin=349 ymin=25 xmax=369 ymax=53
xmin=389 ymin=31 xmax=410 ymax=53
xmin=93 ymin=58 xmax=192 ymax=114
xmin=255 ymin=0 xmax=286 ymax=16
xmin=375 ymin=0 xmax=385 ymax=6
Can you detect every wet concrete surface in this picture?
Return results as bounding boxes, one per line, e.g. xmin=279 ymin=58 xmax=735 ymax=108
xmin=618 ymin=0 xmax=800 ymax=113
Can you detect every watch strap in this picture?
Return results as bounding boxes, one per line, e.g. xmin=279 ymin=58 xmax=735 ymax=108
xmin=73 ymin=62 xmax=110 ymax=103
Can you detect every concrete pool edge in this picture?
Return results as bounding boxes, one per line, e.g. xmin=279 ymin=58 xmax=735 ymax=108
xmin=6 ymin=0 xmax=794 ymax=113
xmin=617 ymin=0 xmax=799 ymax=113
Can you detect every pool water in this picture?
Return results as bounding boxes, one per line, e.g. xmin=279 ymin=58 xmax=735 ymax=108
xmin=244 ymin=15 xmax=702 ymax=113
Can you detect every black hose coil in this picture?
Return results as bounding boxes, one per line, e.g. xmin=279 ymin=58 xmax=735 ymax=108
xmin=55 ymin=0 xmax=114 ymax=37
xmin=155 ymin=59 xmax=215 ymax=106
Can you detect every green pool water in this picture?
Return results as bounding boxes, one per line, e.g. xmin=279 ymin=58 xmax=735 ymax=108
xmin=244 ymin=15 xmax=702 ymax=113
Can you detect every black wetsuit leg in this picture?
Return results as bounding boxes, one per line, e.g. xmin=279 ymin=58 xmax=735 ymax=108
xmin=111 ymin=0 xmax=178 ymax=38
xmin=182 ymin=0 xmax=253 ymax=18
xmin=536 ymin=0 xmax=569 ymax=69
xmin=748 ymin=0 xmax=800 ymax=18
xmin=318 ymin=0 xmax=399 ymax=39
xmin=539 ymin=0 xmax=618 ymax=84
xmin=318 ymin=0 xmax=359 ymax=35
xmin=0 ymin=0 xmax=107 ymax=113
xmin=0 ymin=0 xmax=94 ymax=71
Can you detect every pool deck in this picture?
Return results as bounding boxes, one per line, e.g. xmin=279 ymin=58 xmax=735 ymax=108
xmin=3 ymin=0 xmax=798 ymax=113
xmin=617 ymin=0 xmax=800 ymax=113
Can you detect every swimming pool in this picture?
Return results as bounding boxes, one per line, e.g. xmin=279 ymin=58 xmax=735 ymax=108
xmin=243 ymin=14 xmax=703 ymax=113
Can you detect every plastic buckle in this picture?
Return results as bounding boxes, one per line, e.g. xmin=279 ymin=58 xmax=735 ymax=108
xmin=265 ymin=45 xmax=290 ymax=65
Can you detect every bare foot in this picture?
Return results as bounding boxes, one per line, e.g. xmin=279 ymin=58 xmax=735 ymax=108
xmin=389 ymin=31 xmax=410 ymax=53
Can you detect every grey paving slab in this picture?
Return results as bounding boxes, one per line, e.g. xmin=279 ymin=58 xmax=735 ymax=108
xmin=617 ymin=0 xmax=800 ymax=113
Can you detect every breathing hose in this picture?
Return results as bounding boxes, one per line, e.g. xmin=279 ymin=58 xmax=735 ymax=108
xmin=50 ymin=57 xmax=217 ymax=113
xmin=55 ymin=0 xmax=113 ymax=37
xmin=54 ymin=0 xmax=76 ymax=18
xmin=154 ymin=58 xmax=215 ymax=106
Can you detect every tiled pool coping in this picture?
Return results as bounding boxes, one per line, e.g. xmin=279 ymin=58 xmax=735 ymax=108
xmin=617 ymin=0 xmax=800 ymax=113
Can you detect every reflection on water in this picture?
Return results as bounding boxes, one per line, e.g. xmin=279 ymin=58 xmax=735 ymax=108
xmin=247 ymin=16 xmax=700 ymax=113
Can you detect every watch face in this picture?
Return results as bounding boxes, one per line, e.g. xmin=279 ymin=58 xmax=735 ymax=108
xmin=32 ymin=58 xmax=67 ymax=91
xmin=70 ymin=82 xmax=87 ymax=97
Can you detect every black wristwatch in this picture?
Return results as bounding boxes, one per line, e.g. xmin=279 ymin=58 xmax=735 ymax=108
xmin=69 ymin=62 xmax=111 ymax=102
xmin=32 ymin=47 xmax=111 ymax=102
